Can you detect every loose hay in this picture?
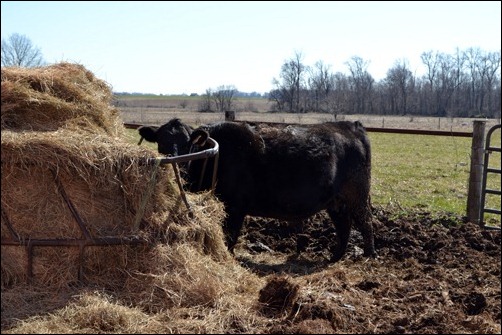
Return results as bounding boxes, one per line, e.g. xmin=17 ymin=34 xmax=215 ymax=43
xmin=1 ymin=62 xmax=122 ymax=135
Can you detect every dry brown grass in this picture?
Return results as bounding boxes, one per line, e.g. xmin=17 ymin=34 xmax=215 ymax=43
xmin=119 ymin=107 xmax=500 ymax=133
xmin=115 ymin=93 xmax=500 ymax=131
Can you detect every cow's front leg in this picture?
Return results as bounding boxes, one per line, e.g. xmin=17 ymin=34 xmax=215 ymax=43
xmin=223 ymin=209 xmax=246 ymax=254
xmin=292 ymin=220 xmax=309 ymax=254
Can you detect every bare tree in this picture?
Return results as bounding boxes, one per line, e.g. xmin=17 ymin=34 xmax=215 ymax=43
xmin=420 ymin=49 xmax=465 ymax=116
xmin=1 ymin=33 xmax=45 ymax=67
xmin=212 ymin=85 xmax=237 ymax=113
xmin=330 ymin=72 xmax=351 ymax=115
xmin=307 ymin=60 xmax=335 ymax=113
xmin=270 ymin=51 xmax=308 ymax=112
xmin=421 ymin=50 xmax=440 ymax=115
xmin=198 ymin=89 xmax=213 ymax=112
xmin=472 ymin=50 xmax=501 ymax=117
xmin=346 ymin=56 xmax=374 ymax=114
xmin=385 ymin=60 xmax=415 ymax=115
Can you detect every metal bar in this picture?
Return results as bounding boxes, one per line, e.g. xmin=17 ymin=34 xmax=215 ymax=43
xmin=211 ymin=151 xmax=219 ymax=192
xmin=51 ymin=170 xmax=92 ymax=241
xmin=487 ymin=168 xmax=501 ymax=174
xmin=1 ymin=236 xmax=147 ymax=246
xmin=141 ymin=138 xmax=219 ymax=166
xmin=486 ymin=147 xmax=502 ymax=153
xmin=1 ymin=206 xmax=21 ymax=242
xmin=485 ymin=189 xmax=502 ymax=196
xmin=27 ymin=243 xmax=34 ymax=284
xmin=364 ymin=127 xmax=473 ymax=137
xmin=479 ymin=124 xmax=501 ymax=226
xmin=123 ymin=123 xmax=146 ymax=129
xmin=172 ymin=162 xmax=192 ymax=215
xmin=125 ymin=121 xmax=474 ymax=138
xmin=483 ymin=225 xmax=501 ymax=231
xmin=197 ymin=158 xmax=209 ymax=191
xmin=78 ymin=244 xmax=85 ymax=282
xmin=483 ymin=208 xmax=502 ymax=215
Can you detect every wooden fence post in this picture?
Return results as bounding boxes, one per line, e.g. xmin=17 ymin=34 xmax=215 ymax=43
xmin=466 ymin=120 xmax=486 ymax=224
xmin=225 ymin=111 xmax=235 ymax=121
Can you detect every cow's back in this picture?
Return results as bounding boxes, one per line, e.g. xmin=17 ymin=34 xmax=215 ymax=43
xmin=202 ymin=121 xmax=371 ymax=220
xmin=256 ymin=122 xmax=369 ymax=218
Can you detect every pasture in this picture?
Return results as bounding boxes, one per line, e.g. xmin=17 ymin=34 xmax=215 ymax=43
xmin=2 ymin=67 xmax=500 ymax=334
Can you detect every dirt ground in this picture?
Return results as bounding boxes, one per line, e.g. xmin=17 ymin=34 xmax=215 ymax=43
xmin=235 ymin=207 xmax=501 ymax=334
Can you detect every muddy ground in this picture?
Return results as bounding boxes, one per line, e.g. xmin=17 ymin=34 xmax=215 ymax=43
xmin=236 ymin=207 xmax=501 ymax=334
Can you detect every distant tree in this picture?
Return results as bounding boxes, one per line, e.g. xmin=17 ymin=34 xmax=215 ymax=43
xmin=463 ymin=47 xmax=501 ymax=116
xmin=307 ymin=60 xmax=335 ymax=113
xmin=384 ymin=60 xmax=415 ymax=115
xmin=330 ymin=72 xmax=351 ymax=115
xmin=198 ymin=89 xmax=213 ymax=112
xmin=480 ymin=51 xmax=501 ymax=117
xmin=270 ymin=51 xmax=308 ymax=112
xmin=179 ymin=99 xmax=188 ymax=109
xmin=212 ymin=85 xmax=237 ymax=113
xmin=1 ymin=33 xmax=45 ymax=67
xmin=346 ymin=56 xmax=374 ymax=114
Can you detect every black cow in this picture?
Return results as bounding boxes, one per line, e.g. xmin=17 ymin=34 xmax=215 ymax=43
xmin=138 ymin=118 xmax=376 ymax=262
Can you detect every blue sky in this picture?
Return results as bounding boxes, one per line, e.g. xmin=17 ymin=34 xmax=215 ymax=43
xmin=1 ymin=1 xmax=500 ymax=95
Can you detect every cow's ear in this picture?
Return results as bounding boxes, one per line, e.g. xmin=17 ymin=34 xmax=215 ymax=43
xmin=190 ymin=129 xmax=209 ymax=146
xmin=138 ymin=126 xmax=158 ymax=143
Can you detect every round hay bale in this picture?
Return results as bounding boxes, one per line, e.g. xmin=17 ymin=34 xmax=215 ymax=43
xmin=1 ymin=63 xmax=230 ymax=289
xmin=1 ymin=130 xmax=229 ymax=288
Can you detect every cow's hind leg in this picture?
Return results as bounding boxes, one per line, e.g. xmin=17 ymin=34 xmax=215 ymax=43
xmin=327 ymin=207 xmax=352 ymax=262
xmin=354 ymin=203 xmax=376 ymax=258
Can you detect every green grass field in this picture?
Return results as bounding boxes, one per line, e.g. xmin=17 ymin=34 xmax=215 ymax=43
xmin=125 ymin=127 xmax=501 ymax=225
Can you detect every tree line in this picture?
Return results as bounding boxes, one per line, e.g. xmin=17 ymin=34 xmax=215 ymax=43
xmin=267 ymin=50 xmax=501 ymax=118
xmin=2 ymin=33 xmax=500 ymax=118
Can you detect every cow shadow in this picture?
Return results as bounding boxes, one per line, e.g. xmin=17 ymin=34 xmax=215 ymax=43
xmin=234 ymin=236 xmax=366 ymax=277
xmin=235 ymin=214 xmax=366 ymax=276
xmin=235 ymin=251 xmax=333 ymax=276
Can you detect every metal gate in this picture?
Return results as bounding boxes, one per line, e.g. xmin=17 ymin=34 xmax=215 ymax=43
xmin=479 ymin=124 xmax=501 ymax=228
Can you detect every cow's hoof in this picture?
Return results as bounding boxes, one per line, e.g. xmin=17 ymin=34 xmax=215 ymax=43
xmin=329 ymin=251 xmax=344 ymax=263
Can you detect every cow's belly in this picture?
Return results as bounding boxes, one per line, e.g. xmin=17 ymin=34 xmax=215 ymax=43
xmin=245 ymin=183 xmax=333 ymax=220
xmin=217 ymin=160 xmax=338 ymax=220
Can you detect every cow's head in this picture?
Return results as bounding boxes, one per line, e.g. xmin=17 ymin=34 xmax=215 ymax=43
xmin=138 ymin=118 xmax=194 ymax=156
